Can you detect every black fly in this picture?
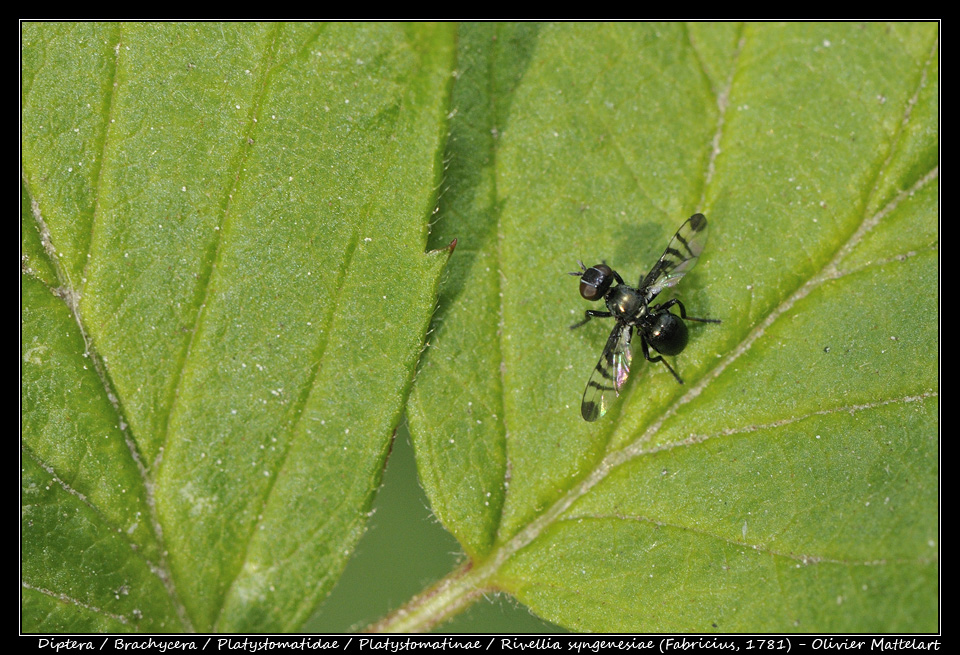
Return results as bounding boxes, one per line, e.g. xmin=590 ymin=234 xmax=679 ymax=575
xmin=569 ymin=213 xmax=720 ymax=421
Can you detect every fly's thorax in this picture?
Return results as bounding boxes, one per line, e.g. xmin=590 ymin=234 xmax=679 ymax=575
xmin=605 ymin=285 xmax=645 ymax=322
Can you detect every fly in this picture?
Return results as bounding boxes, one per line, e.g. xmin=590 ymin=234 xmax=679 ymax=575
xmin=570 ymin=213 xmax=720 ymax=421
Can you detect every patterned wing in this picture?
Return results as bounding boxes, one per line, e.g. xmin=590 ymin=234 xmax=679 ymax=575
xmin=581 ymin=324 xmax=633 ymax=422
xmin=639 ymin=213 xmax=709 ymax=301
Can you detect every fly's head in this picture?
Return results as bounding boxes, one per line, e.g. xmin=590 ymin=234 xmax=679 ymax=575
xmin=571 ymin=261 xmax=616 ymax=302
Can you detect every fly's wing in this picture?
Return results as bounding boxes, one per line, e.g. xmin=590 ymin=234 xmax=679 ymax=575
xmin=639 ymin=213 xmax=709 ymax=301
xmin=581 ymin=324 xmax=633 ymax=421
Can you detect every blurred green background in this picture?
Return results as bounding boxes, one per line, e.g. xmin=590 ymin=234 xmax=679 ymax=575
xmin=307 ymin=422 xmax=562 ymax=633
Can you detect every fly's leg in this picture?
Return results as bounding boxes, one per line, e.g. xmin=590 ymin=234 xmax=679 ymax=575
xmin=607 ymin=264 xmax=624 ymax=285
xmin=570 ymin=310 xmax=612 ymax=330
xmin=641 ymin=334 xmax=683 ymax=384
xmin=655 ymin=298 xmax=721 ymax=324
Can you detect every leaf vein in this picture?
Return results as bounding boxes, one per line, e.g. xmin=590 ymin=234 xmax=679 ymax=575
xmin=79 ymin=23 xmax=123 ymax=297
xmin=156 ymin=22 xmax=285 ymax=473
xmin=697 ymin=28 xmax=743 ymax=211
xmin=22 ymin=583 xmax=132 ymax=627
xmin=637 ymin=391 xmax=938 ymax=456
xmin=555 ymin=515 xmax=919 ymax=568
xmin=488 ymin=23 xmax=512 ymax=544
xmin=22 ymin=444 xmax=164 ymax=575
xmin=22 ymin=170 xmax=189 ymax=629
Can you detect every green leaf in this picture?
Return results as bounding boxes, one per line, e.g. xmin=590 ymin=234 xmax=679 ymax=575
xmin=403 ymin=22 xmax=938 ymax=632
xmin=22 ymin=22 xmax=455 ymax=632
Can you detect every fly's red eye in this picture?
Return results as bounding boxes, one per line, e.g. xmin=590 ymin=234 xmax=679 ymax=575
xmin=579 ymin=264 xmax=613 ymax=300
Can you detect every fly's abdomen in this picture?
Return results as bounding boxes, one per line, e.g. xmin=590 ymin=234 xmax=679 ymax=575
xmin=646 ymin=312 xmax=688 ymax=355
